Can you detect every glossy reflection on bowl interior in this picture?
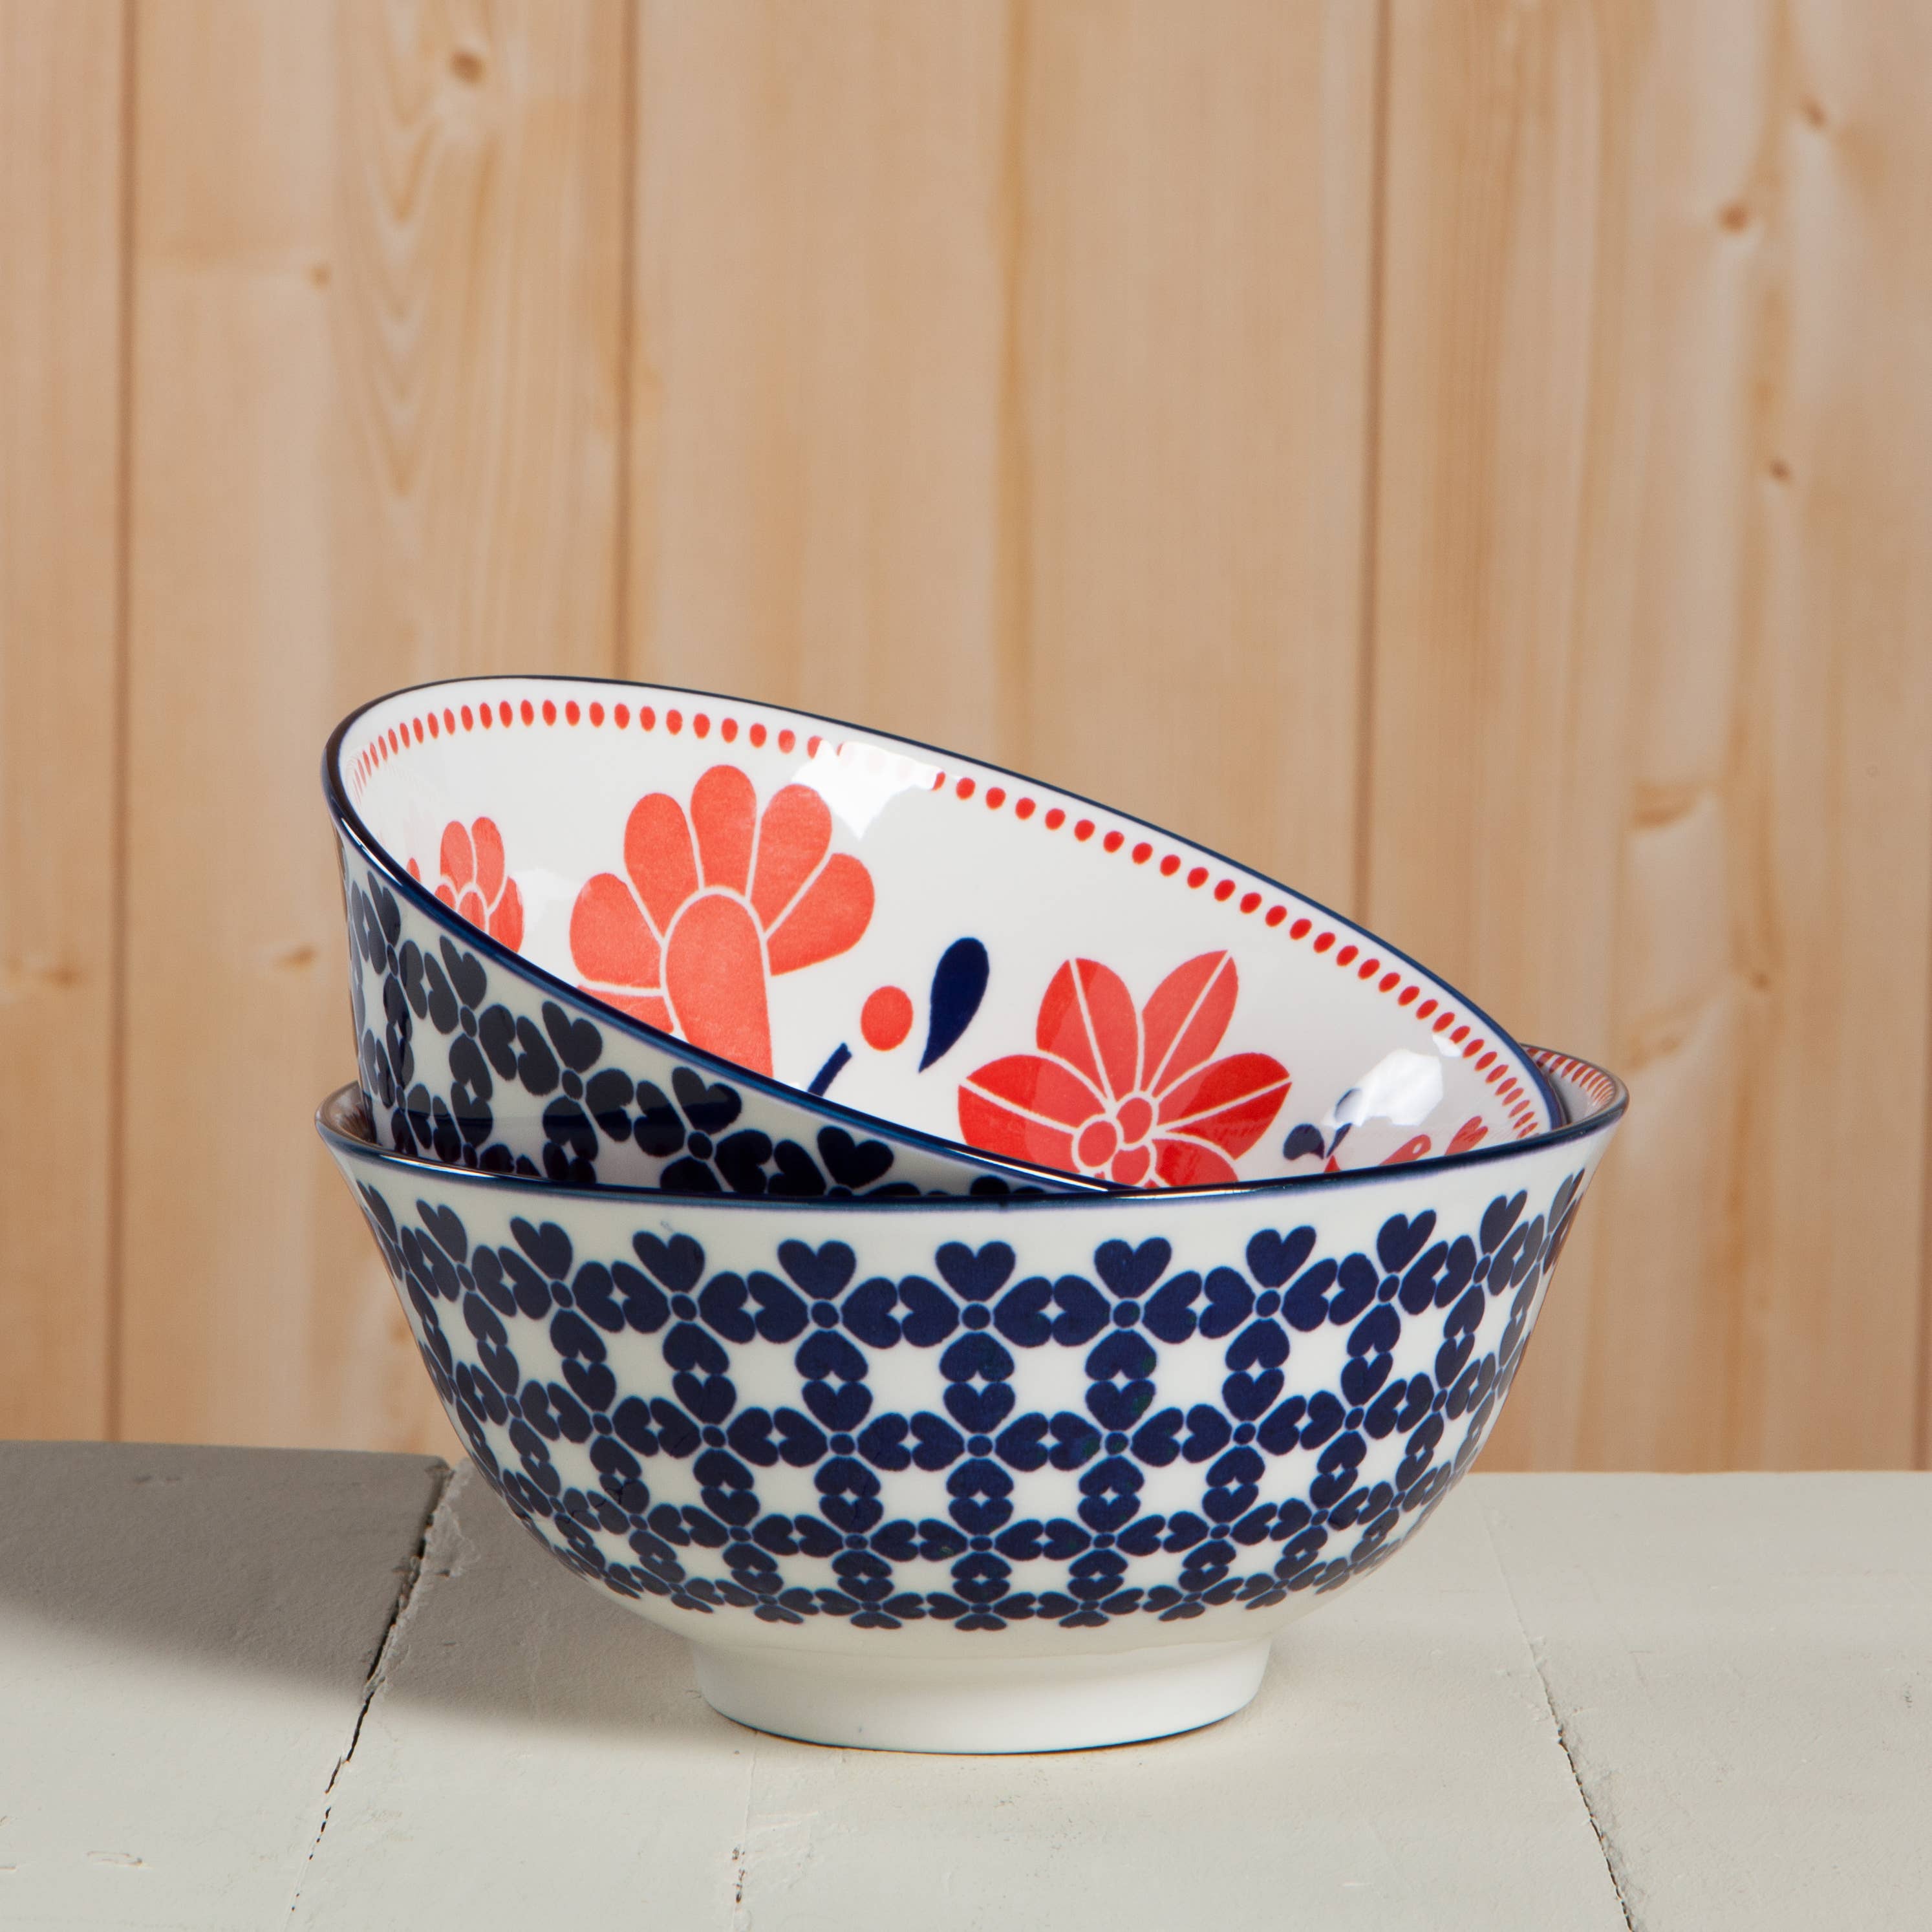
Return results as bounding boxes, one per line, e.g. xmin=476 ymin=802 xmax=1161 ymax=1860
xmin=317 ymin=1045 xmax=1622 ymax=1752
xmin=330 ymin=678 xmax=1558 ymax=1196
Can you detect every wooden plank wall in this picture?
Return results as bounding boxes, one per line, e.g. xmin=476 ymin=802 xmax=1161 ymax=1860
xmin=1 ymin=0 xmax=1927 ymax=1470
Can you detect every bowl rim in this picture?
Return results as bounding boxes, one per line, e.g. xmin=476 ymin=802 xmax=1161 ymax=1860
xmin=324 ymin=672 xmax=1563 ymax=1188
xmin=316 ymin=1047 xmax=1624 ymax=1216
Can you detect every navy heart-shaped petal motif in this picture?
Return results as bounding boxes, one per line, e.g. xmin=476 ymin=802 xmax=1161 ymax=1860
xmin=774 ymin=1408 xmax=828 ymax=1466
xmin=1093 ymin=1239 xmax=1172 ymax=1302
xmin=1340 ymin=1352 xmax=1393 ymax=1408
xmin=747 ymin=1271 xmax=809 ymax=1343
xmin=1481 ymin=1190 xmax=1528 ymax=1254
xmin=632 ymin=1232 xmax=704 ymax=1295
xmin=766 ymin=1140 xmax=828 ymax=1198
xmin=935 ymin=1241 xmax=1015 ymax=1303
xmin=724 ymin=1408 xmax=778 ymax=1467
xmin=1282 ymin=1122 xmax=1326 ymax=1163
xmin=662 ymin=1323 xmax=727 ymax=1375
xmin=1130 ymin=1406 xmax=1183 ymax=1466
xmin=993 ymin=1412 xmax=1049 ymax=1472
xmin=548 ymin=1309 xmax=606 ymax=1365
xmin=1048 ymin=1276 xmax=1110 ymax=1346
xmin=802 ymin=1379 xmax=873 ymax=1433
xmin=856 ymin=1415 xmax=912 ymax=1472
xmin=671 ymin=1371 xmax=736 ymax=1424
xmin=511 ymin=1216 xmax=572 ymax=1282
xmin=1181 ymin=1404 xmax=1233 ymax=1462
xmin=420 ymin=1201 xmax=467 ymax=1263
xmin=1048 ymin=1411 xmax=1103 ymax=1469
xmin=647 ymin=1397 xmax=702 ymax=1459
xmin=949 ymin=1499 xmax=1012 ymax=1536
xmin=1143 ymin=1271 xmax=1201 ymax=1343
xmin=778 ymin=1240 xmax=856 ymax=1300
xmin=1042 ymin=1518 xmax=1091 ymax=1560
xmin=1376 ymin=1210 xmax=1436 ymax=1274
xmin=696 ymin=1272 xmax=755 ymax=1344
xmin=671 ymin=1066 xmax=743 ymax=1135
xmin=1327 ymin=1254 xmax=1380 ymax=1326
xmin=1199 ymin=1266 xmax=1254 ymax=1339
xmin=1084 ymin=1380 xmax=1152 ymax=1432
xmin=1247 ymin=1227 xmax=1317 ymax=1289
xmin=511 ymin=1015 xmax=559 ymax=1095
xmin=897 ymin=1276 xmax=958 ymax=1347
xmin=1435 ymin=1333 xmax=1475 ymax=1390
xmin=943 ymin=1382 xmax=1015 ymax=1433
xmin=817 ymin=1127 xmax=894 ymax=1190
xmin=702 ymin=1484 xmax=760 ymax=1529
xmin=840 ymin=1278 xmax=901 ymax=1349
xmin=796 ymin=1329 xmax=867 ymax=1385
xmin=440 ymin=936 xmax=489 ymax=1011
xmin=1224 ymin=1318 xmax=1289 ymax=1373
xmin=1222 ymin=1369 xmax=1284 ymax=1421
xmin=818 ymin=1489 xmax=885 ymax=1535
xmin=909 ymin=1412 xmax=964 ymax=1471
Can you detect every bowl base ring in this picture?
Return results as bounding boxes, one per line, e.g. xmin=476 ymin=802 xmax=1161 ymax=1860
xmin=688 ymin=1633 xmax=1272 ymax=1754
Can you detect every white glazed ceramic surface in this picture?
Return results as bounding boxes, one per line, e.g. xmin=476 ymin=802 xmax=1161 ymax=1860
xmin=319 ymin=1047 xmax=1622 ymax=1753
xmin=328 ymin=679 xmax=1558 ymax=1194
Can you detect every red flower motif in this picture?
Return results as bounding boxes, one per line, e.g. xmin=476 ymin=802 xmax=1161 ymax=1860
xmin=569 ymin=764 xmax=874 ymax=1077
xmin=410 ymin=817 xmax=524 ymax=950
xmin=958 ymin=952 xmax=1290 ymax=1187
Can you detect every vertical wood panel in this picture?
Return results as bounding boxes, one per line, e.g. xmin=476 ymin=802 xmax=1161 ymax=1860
xmin=1008 ymin=0 xmax=1379 ymax=907
xmin=120 ymin=0 xmax=625 ymax=1450
xmin=1368 ymin=0 xmax=1932 ymax=1469
xmin=0 ymin=1 xmax=124 ymax=1438
xmin=625 ymin=0 xmax=1014 ymax=756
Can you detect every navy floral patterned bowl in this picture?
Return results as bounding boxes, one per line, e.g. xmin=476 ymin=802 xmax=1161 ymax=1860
xmin=318 ymin=1046 xmax=1622 ymax=1753
xmin=326 ymin=678 xmax=1560 ymax=1199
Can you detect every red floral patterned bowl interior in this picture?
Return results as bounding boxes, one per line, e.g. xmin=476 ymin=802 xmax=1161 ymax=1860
xmin=332 ymin=680 xmax=1558 ymax=1189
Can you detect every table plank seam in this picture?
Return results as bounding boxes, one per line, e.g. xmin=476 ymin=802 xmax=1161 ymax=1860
xmin=1479 ymin=1501 xmax=1639 ymax=1932
xmin=283 ymin=1456 xmax=455 ymax=1922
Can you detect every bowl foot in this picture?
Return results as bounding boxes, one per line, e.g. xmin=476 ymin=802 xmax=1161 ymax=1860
xmin=689 ymin=1635 xmax=1272 ymax=1754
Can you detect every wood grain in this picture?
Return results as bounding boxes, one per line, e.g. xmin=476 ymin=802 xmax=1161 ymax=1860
xmin=0 ymin=0 xmax=124 ymax=1439
xmin=626 ymin=1 xmax=1378 ymax=912
xmin=1368 ymin=0 xmax=1932 ymax=1469
xmin=5 ymin=0 xmax=1928 ymax=1468
xmin=118 ymin=0 xmax=625 ymax=1450
xmin=625 ymin=1 xmax=1015 ymax=758
xmin=1004 ymin=0 xmax=1379 ymax=909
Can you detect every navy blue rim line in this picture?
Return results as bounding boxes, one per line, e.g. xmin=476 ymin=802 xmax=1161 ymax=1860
xmin=324 ymin=674 xmax=1563 ymax=1162
xmin=315 ymin=1051 xmax=1624 ymax=1216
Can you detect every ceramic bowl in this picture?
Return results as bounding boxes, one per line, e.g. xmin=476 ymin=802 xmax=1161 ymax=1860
xmin=319 ymin=1046 xmax=1622 ymax=1753
xmin=327 ymin=679 xmax=1559 ymax=1197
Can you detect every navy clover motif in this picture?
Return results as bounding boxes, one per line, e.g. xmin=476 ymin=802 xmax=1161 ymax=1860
xmin=585 ymin=1062 xmax=914 ymax=1201
xmin=349 ymin=1161 xmax=1600 ymax=1640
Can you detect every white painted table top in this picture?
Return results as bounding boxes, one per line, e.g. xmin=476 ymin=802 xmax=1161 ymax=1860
xmin=1 ymin=1446 xmax=1925 ymax=1930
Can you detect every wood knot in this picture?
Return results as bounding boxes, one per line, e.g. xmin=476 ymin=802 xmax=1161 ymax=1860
xmin=449 ymin=46 xmax=486 ymax=85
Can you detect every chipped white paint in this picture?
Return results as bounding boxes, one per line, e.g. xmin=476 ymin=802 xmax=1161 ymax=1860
xmin=2 ymin=1449 xmax=1926 ymax=1928
xmin=1482 ymin=1474 xmax=1932 ymax=1932
xmin=0 ymin=1443 xmax=444 ymax=1932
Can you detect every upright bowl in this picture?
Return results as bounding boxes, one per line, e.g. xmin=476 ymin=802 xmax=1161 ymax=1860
xmin=320 ymin=1046 xmax=1622 ymax=1752
xmin=328 ymin=679 xmax=1559 ymax=1195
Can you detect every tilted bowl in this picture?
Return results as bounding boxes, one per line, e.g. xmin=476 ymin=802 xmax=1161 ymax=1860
xmin=319 ymin=1046 xmax=1622 ymax=1752
xmin=327 ymin=679 xmax=1559 ymax=1197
